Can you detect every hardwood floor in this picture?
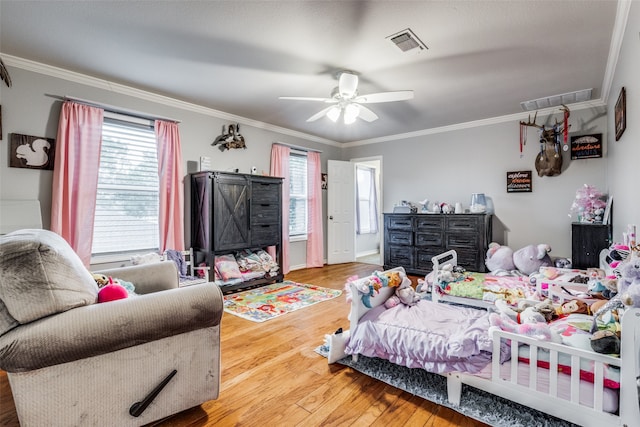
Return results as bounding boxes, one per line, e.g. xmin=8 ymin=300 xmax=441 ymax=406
xmin=0 ymin=263 xmax=488 ymax=427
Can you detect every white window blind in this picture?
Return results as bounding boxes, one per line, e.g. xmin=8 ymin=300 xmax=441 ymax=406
xmin=289 ymin=151 xmax=308 ymax=237
xmin=91 ymin=117 xmax=160 ymax=255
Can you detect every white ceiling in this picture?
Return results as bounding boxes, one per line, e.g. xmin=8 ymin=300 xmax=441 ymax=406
xmin=0 ymin=1 xmax=621 ymax=144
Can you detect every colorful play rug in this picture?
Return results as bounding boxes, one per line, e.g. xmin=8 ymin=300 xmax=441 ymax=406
xmin=223 ymin=281 xmax=342 ymax=322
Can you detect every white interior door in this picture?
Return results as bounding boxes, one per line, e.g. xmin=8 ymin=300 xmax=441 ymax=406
xmin=327 ymin=160 xmax=356 ymax=264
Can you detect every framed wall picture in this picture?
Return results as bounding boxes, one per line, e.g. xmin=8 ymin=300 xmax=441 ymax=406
xmin=506 ymin=170 xmax=532 ymax=193
xmin=615 ymin=87 xmax=626 ymax=141
xmin=570 ymin=133 xmax=603 ymax=159
xmin=9 ymin=133 xmax=56 ymax=170
xmin=321 ymin=173 xmax=328 ymax=190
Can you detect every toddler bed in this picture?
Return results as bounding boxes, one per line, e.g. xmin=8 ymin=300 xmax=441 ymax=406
xmin=336 ymin=267 xmax=640 ymax=427
xmin=427 ymin=250 xmax=603 ymax=310
xmin=426 ymin=250 xmax=537 ymax=308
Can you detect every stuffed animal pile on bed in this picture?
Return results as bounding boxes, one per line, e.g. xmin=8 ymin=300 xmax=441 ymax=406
xmin=489 ymin=244 xmax=640 ymax=355
xmin=345 ymin=270 xmax=410 ymax=308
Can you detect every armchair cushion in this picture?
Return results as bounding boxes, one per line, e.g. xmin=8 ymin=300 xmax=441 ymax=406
xmin=0 ymin=229 xmax=98 ymax=336
xmin=0 ymin=282 xmax=223 ymax=372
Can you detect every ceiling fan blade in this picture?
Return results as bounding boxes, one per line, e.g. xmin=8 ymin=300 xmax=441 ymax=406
xmin=279 ymin=96 xmax=336 ymax=103
xmin=339 ymin=72 xmax=359 ymax=98
xmin=306 ymin=105 xmax=337 ymax=122
xmin=354 ymin=90 xmax=414 ymax=104
xmin=356 ymin=104 xmax=378 ymax=122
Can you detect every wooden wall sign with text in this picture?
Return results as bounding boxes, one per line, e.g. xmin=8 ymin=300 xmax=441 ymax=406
xmin=571 ymin=133 xmax=603 ymax=160
xmin=506 ymin=170 xmax=532 ymax=193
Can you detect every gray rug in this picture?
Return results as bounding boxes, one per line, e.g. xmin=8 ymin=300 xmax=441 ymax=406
xmin=315 ymin=344 xmax=577 ymax=427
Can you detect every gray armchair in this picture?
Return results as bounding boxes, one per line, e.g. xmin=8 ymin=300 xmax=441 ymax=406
xmin=0 ymin=229 xmax=223 ymax=426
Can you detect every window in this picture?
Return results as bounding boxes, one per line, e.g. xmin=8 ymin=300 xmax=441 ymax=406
xmin=91 ymin=115 xmax=160 ymax=256
xmin=356 ymin=165 xmax=378 ymax=234
xmin=288 ymin=151 xmax=308 ymax=238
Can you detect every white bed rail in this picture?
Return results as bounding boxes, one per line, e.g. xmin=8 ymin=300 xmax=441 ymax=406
xmin=449 ymin=308 xmax=640 ymax=427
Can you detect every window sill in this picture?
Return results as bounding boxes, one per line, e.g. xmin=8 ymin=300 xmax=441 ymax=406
xmin=290 ymin=234 xmax=308 ymax=243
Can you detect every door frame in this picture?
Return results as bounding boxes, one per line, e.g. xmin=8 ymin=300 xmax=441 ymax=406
xmin=351 ymin=155 xmax=383 ymax=265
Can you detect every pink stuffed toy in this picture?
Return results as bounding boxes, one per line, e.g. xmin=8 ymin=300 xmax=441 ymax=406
xmin=489 ymin=312 xmax=552 ymax=341
xmin=98 ymin=277 xmax=129 ymax=303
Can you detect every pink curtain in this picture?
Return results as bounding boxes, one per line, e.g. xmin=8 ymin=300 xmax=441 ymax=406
xmin=270 ymin=144 xmax=290 ymax=274
xmin=51 ymin=101 xmax=104 ymax=266
xmin=306 ymin=151 xmax=324 ymax=267
xmin=155 ymin=120 xmax=185 ymax=252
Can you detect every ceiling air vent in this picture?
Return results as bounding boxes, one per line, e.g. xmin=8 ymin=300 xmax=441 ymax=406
xmin=387 ymin=28 xmax=428 ymax=52
xmin=520 ymin=88 xmax=593 ymax=111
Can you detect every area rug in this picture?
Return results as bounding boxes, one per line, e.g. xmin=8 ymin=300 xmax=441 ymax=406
xmin=223 ymin=281 xmax=342 ymax=322
xmin=315 ymin=345 xmax=576 ymax=427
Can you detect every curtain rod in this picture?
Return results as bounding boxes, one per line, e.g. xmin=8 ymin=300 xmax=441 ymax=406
xmin=49 ymin=95 xmax=181 ymax=123
xmin=273 ymin=142 xmax=322 ymax=153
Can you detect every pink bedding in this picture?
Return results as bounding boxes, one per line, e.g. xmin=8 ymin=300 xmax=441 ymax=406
xmin=344 ymin=299 xmax=510 ymax=373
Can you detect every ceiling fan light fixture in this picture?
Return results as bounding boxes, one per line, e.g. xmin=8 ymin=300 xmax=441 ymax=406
xmin=343 ymin=104 xmax=360 ymax=124
xmin=339 ymin=72 xmax=359 ymax=98
xmin=326 ymin=106 xmax=341 ymax=122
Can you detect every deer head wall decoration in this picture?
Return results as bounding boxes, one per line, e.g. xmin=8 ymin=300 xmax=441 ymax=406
xmin=519 ymin=105 xmax=570 ymax=177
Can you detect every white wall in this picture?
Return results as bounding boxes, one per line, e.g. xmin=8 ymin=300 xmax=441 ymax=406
xmin=342 ymin=107 xmax=608 ymax=259
xmin=0 ymin=65 xmax=342 ymax=268
xmin=606 ymin=1 xmax=640 ymax=244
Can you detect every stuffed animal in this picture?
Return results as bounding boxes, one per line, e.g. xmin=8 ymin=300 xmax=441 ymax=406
xmin=489 ymin=312 xmax=552 ymax=341
xmin=590 ymin=330 xmax=620 ymax=354
xmin=395 ymin=282 xmax=421 ymax=306
xmin=485 ymin=243 xmax=515 ymax=272
xmin=383 ymin=271 xmax=403 ymax=288
xmin=556 ymin=299 xmax=590 ymax=317
xmin=513 ymin=244 xmax=553 ymax=275
xmin=617 ymin=253 xmax=640 ymax=296
xmin=92 ymin=273 xmax=110 ymax=288
xmin=554 ymin=258 xmax=572 ymax=268
xmin=97 ymin=277 xmax=129 ymax=303
xmin=494 ymin=298 xmax=547 ymax=324
xmin=384 ymin=295 xmax=401 ymax=309
xmin=485 ymin=242 xmax=552 ymax=275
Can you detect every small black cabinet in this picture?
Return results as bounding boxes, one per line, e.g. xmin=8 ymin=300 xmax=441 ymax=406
xmin=191 ymin=171 xmax=283 ymax=291
xmin=571 ymin=223 xmax=612 ymax=269
xmin=383 ymin=213 xmax=492 ymax=275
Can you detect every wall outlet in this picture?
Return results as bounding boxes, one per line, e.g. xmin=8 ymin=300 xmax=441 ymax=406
xmin=251 ymin=166 xmax=257 ymax=174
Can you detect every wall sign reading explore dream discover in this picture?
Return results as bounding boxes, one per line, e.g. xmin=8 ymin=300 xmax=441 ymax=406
xmin=506 ymin=170 xmax=532 ymax=193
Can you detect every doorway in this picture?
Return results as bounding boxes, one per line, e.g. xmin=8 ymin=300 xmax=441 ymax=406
xmin=352 ymin=157 xmax=382 ymax=266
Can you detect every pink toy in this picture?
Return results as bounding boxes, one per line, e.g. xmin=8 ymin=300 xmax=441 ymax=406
xmin=97 ymin=277 xmax=129 ymax=303
xmin=569 ymin=184 xmax=607 ymax=223
xmin=489 ymin=312 xmax=552 ymax=341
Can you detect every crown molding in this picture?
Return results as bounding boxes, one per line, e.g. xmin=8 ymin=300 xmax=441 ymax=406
xmin=0 ymin=48 xmax=617 ymax=149
xmin=342 ymin=99 xmax=607 ymax=148
xmin=600 ymin=0 xmax=632 ymax=103
xmin=1 ymin=54 xmax=342 ymax=147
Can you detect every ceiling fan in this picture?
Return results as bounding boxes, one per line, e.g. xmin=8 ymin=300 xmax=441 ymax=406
xmin=279 ymin=71 xmax=414 ymax=124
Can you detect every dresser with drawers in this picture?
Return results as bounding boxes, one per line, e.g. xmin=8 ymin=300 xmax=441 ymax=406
xmin=383 ymin=213 xmax=492 ymax=275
